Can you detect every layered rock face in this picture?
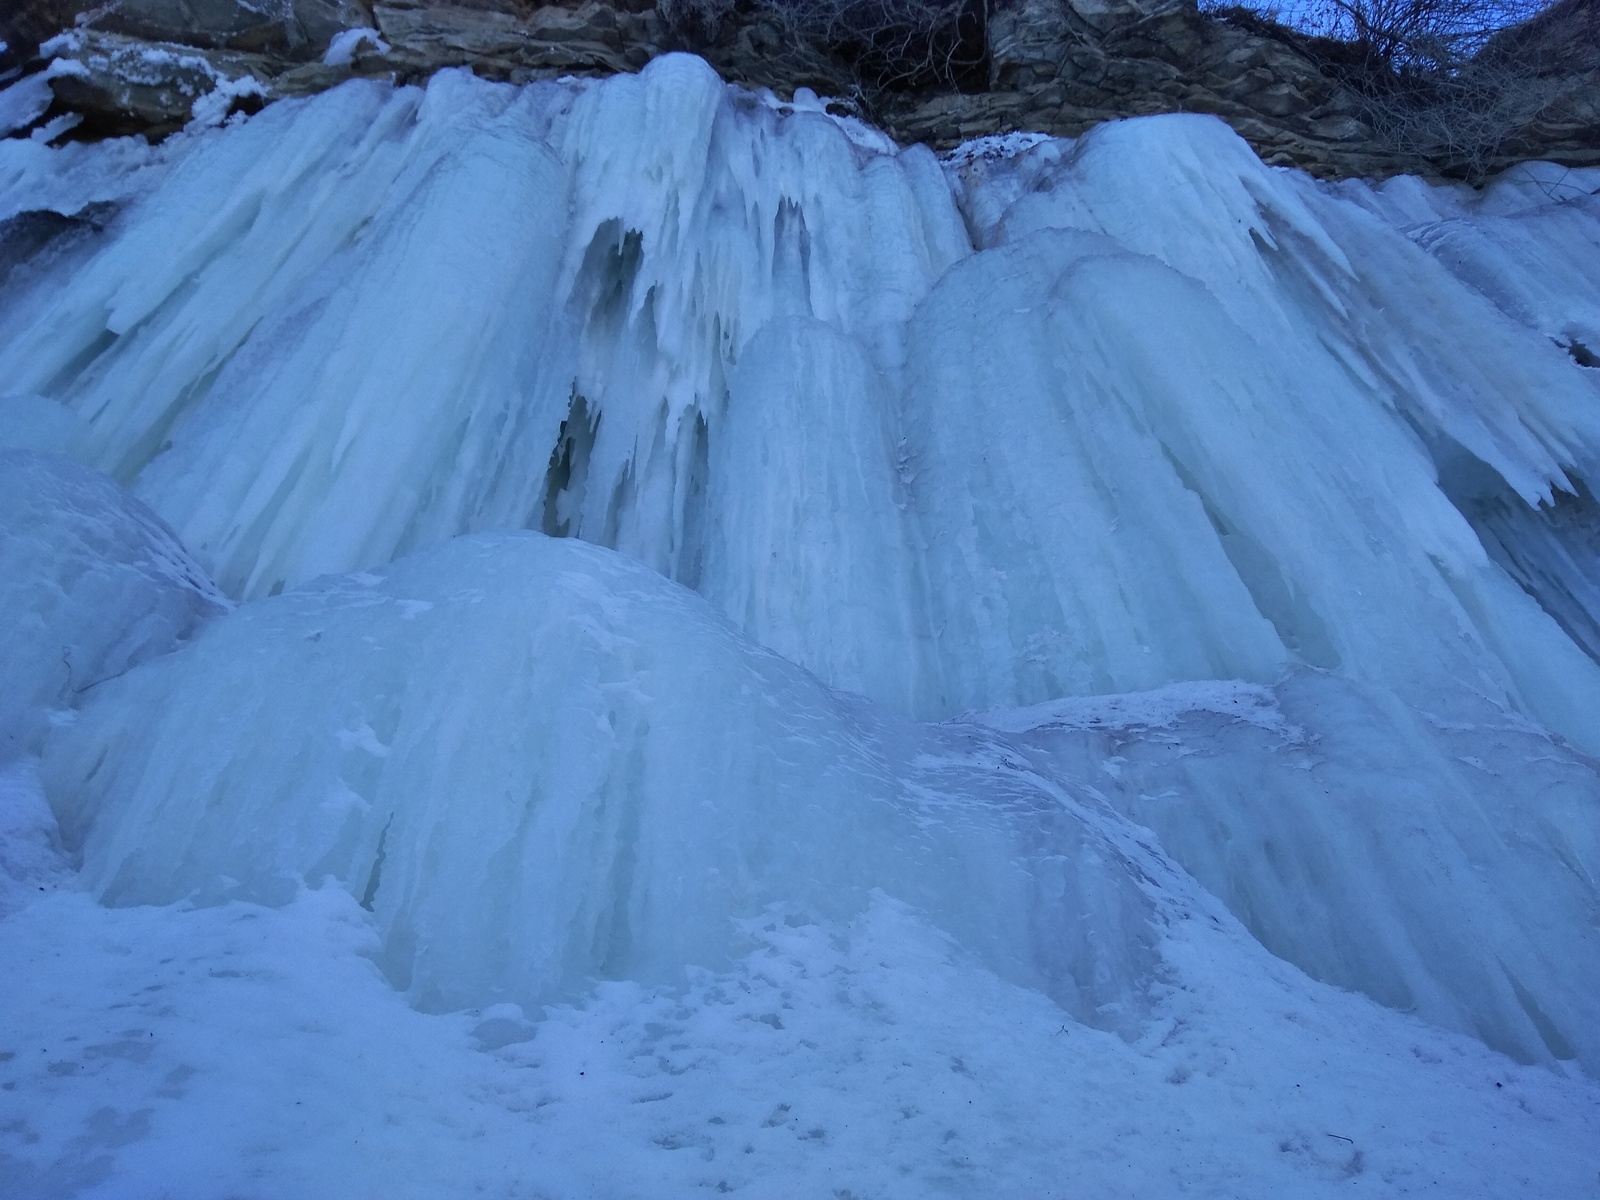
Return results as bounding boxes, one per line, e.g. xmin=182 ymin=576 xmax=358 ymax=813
xmin=2 ymin=0 xmax=1598 ymax=178
xmin=886 ymin=0 xmax=1400 ymax=172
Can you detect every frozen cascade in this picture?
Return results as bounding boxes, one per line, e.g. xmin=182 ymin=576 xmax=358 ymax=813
xmin=0 ymin=50 xmax=1598 ymax=1164
xmin=3 ymin=59 xmax=1599 ymax=735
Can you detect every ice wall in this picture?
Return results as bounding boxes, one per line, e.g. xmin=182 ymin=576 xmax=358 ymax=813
xmin=941 ymin=119 xmax=1600 ymax=738
xmin=5 ymin=58 xmax=1600 ymax=736
xmin=4 ymin=56 xmax=1600 ymax=1074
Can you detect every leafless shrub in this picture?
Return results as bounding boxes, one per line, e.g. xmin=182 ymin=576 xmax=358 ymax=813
xmin=1307 ymin=0 xmax=1547 ymax=66
xmin=660 ymin=0 xmax=984 ymax=107
xmin=659 ymin=0 xmax=739 ymax=42
xmin=1204 ymin=0 xmax=1585 ymax=178
xmin=762 ymin=0 xmax=983 ymax=92
xmin=1347 ymin=55 xmax=1571 ymax=176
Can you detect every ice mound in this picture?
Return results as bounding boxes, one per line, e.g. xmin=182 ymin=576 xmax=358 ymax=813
xmin=44 ymin=532 xmax=1160 ymax=1024
xmin=987 ymin=669 xmax=1600 ymax=1071
xmin=0 ymin=450 xmax=226 ymax=758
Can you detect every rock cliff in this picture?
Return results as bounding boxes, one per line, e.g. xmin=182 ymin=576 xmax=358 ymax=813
xmin=2 ymin=0 xmax=1598 ymax=177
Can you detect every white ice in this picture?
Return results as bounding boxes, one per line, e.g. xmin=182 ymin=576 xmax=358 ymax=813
xmin=0 ymin=73 xmax=53 ymax=140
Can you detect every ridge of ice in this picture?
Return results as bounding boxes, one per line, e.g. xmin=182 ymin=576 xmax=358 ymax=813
xmin=970 ymin=678 xmax=1301 ymax=738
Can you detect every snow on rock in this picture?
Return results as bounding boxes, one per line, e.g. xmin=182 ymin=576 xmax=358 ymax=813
xmin=0 ymin=451 xmax=227 ymax=759
xmin=321 ymin=27 xmax=389 ymax=68
xmin=0 ymin=71 xmax=53 ymax=139
xmin=185 ymin=71 xmax=266 ymax=130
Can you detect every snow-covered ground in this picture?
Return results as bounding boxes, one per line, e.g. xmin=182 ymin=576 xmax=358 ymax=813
xmin=4 ymin=756 xmax=1598 ymax=1198
xmin=3 ymin=52 xmax=1600 ymax=1197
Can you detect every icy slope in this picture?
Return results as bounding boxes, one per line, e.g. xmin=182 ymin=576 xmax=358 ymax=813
xmin=4 ymin=813 xmax=1599 ymax=1199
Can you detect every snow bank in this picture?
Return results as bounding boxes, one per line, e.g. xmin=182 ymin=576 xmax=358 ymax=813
xmin=4 ymin=870 xmax=1597 ymax=1199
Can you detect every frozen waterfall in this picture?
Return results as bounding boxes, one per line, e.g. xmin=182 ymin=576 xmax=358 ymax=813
xmin=2 ymin=50 xmax=1600 ymax=1198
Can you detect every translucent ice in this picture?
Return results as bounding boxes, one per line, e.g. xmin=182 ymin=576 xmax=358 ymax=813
xmin=0 ymin=451 xmax=226 ymax=758
xmin=3 ymin=65 xmax=1598 ymax=740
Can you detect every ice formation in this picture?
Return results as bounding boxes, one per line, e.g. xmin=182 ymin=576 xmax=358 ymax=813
xmin=44 ymin=531 xmax=1163 ymax=1026
xmin=3 ymin=52 xmax=1600 ymax=1190
xmin=0 ymin=449 xmax=225 ymax=757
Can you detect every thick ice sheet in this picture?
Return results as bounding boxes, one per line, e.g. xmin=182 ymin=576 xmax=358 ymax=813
xmin=941 ymin=118 xmax=1600 ymax=745
xmin=30 ymin=525 xmax=1600 ymax=1074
